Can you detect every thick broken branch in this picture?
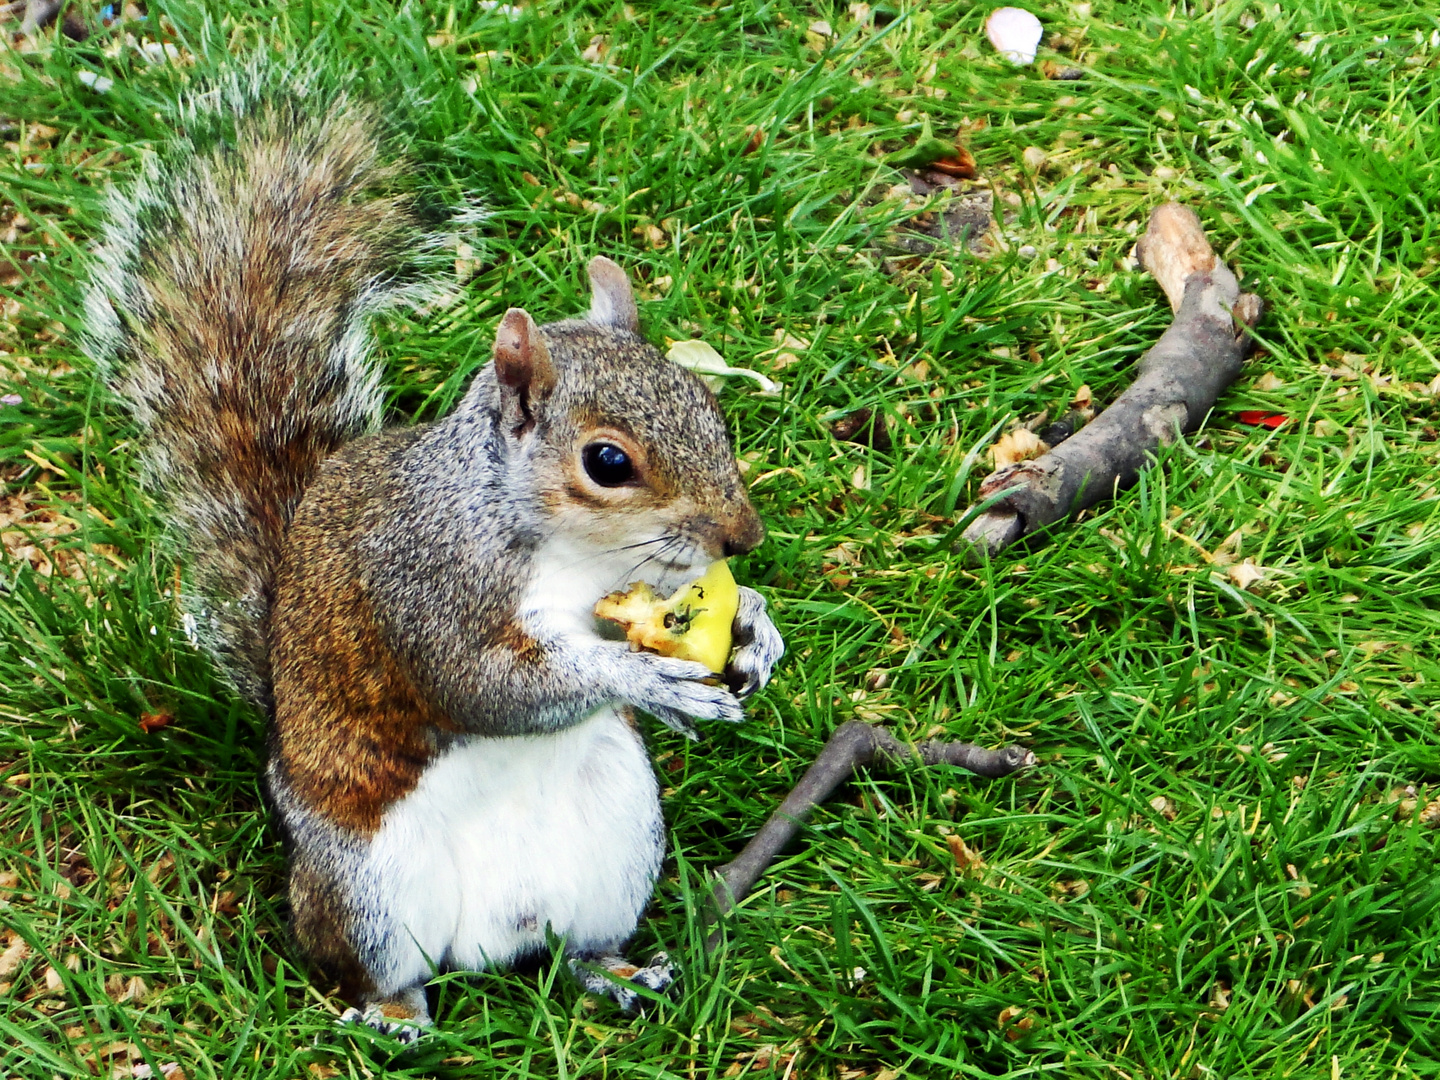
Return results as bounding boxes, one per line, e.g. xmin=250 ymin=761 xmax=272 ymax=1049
xmin=709 ymin=721 xmax=1034 ymax=933
xmin=957 ymin=203 xmax=1264 ymax=559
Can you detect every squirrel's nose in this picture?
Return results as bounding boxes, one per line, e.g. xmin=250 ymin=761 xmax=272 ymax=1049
xmin=721 ymin=507 xmax=765 ymax=557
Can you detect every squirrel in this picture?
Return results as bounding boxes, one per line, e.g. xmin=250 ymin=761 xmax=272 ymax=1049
xmin=83 ymin=90 xmax=784 ymax=1037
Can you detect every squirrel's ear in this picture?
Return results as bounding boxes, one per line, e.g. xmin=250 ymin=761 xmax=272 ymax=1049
xmin=586 ymin=256 xmax=639 ymax=331
xmin=492 ymin=308 xmax=556 ymax=433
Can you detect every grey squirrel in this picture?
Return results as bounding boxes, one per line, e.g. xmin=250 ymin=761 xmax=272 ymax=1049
xmin=84 ymin=91 xmax=784 ymax=1037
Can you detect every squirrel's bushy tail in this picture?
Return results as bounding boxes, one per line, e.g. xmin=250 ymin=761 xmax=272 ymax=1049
xmin=85 ymin=88 xmax=445 ymax=711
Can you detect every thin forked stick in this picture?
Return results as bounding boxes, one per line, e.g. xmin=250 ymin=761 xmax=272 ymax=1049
xmin=957 ymin=203 xmax=1265 ymax=558
xmin=708 ymin=721 xmax=1033 ymax=940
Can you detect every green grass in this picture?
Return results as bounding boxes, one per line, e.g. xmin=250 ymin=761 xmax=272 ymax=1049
xmin=2 ymin=0 xmax=1440 ymax=1076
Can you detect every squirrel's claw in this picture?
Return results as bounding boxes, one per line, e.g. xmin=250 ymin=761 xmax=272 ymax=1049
xmin=647 ymin=707 xmax=700 ymax=741
xmin=727 ymin=587 xmax=784 ymax=700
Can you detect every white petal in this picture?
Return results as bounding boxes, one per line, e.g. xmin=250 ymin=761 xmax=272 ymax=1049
xmin=78 ymin=70 xmax=115 ymax=93
xmin=986 ymin=7 xmax=1044 ymax=66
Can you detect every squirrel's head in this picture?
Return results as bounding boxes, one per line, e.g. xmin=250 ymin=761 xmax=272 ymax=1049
xmin=467 ymin=257 xmax=763 ymax=576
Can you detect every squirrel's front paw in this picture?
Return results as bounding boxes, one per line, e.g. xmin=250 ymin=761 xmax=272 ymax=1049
xmin=727 ymin=586 xmax=784 ymax=700
xmin=623 ymin=651 xmax=744 ymax=735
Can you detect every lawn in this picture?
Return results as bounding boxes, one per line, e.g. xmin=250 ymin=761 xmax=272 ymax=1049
xmin=2 ymin=0 xmax=1439 ymax=1077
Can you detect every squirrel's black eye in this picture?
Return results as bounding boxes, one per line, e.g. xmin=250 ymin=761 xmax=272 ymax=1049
xmin=583 ymin=442 xmax=635 ymax=487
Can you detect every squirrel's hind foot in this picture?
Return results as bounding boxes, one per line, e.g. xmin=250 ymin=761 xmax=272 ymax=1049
xmin=569 ymin=952 xmax=677 ymax=1015
xmin=339 ymin=988 xmax=431 ymax=1044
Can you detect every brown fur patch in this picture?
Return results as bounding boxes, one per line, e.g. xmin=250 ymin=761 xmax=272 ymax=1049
xmin=272 ymin=574 xmax=450 ymax=834
xmin=270 ymin=431 xmax=461 ymax=835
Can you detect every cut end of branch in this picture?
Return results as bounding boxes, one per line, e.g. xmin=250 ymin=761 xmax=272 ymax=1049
xmin=928 ymin=741 xmax=1038 ymax=777
xmin=956 ymin=509 xmax=1024 ymax=564
xmin=1233 ymin=292 xmax=1265 ymax=334
xmin=1000 ymin=745 xmax=1039 ymax=772
xmin=1136 ymin=203 xmax=1218 ymax=313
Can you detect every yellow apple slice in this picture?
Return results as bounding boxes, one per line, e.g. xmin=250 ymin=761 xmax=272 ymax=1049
xmin=595 ymin=560 xmax=739 ymax=673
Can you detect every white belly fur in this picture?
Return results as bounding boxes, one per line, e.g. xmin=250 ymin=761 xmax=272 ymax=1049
xmin=359 ymin=706 xmax=662 ymax=991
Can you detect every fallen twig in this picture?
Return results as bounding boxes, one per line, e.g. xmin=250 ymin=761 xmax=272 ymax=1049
xmin=10 ymin=0 xmax=91 ymax=39
xmin=19 ymin=0 xmax=61 ymax=32
xmin=708 ymin=721 xmax=1033 ymax=937
xmin=957 ymin=203 xmax=1264 ymax=559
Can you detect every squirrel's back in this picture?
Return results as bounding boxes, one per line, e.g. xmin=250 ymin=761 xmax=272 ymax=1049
xmin=84 ymin=92 xmax=442 ymax=710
